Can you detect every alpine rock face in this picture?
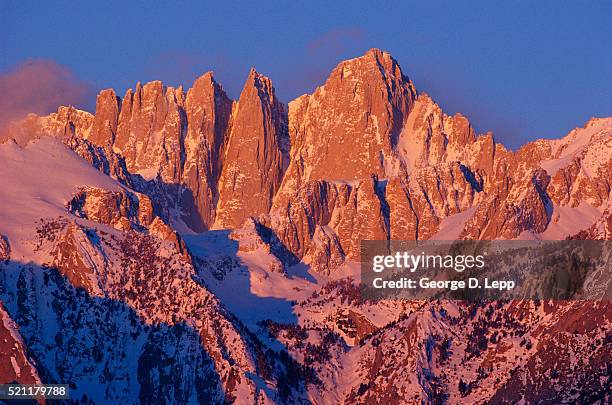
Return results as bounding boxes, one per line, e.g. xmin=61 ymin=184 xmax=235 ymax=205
xmin=214 ymin=68 xmax=288 ymax=229
xmin=0 ymin=49 xmax=610 ymax=404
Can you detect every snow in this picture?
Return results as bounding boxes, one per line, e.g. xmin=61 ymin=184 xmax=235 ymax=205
xmin=0 ymin=136 xmax=121 ymax=263
xmin=430 ymin=207 xmax=476 ymax=240
xmin=540 ymin=117 xmax=612 ymax=176
xmin=396 ymin=121 xmax=422 ymax=172
xmin=539 ymin=202 xmax=603 ymax=239
xmin=135 ymin=167 xmax=159 ymax=181
xmin=169 ymin=208 xmax=197 ymax=235
xmin=516 ymin=202 xmax=603 ymax=240
xmin=10 ymin=356 xmax=20 ymax=376
xmin=184 ymin=231 xmax=321 ymax=331
xmin=184 ymin=229 xmax=369 ymax=339
xmin=581 ymin=134 xmax=612 ymax=178
xmin=540 ymin=155 xmax=572 ymax=177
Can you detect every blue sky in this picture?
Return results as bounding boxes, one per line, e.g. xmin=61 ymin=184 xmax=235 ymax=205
xmin=1 ymin=0 xmax=610 ymax=149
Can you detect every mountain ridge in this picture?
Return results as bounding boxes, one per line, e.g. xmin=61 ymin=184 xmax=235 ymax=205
xmin=0 ymin=48 xmax=610 ymax=404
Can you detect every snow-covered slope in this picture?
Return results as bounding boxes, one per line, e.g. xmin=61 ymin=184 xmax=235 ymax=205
xmin=0 ymin=137 xmax=120 ymax=262
xmin=0 ymin=138 xmax=307 ymax=403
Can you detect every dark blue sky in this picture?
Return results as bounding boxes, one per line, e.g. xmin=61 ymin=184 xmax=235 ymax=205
xmin=1 ymin=0 xmax=610 ymax=149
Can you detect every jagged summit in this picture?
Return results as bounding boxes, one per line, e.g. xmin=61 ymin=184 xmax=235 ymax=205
xmin=214 ymin=65 xmax=286 ymax=229
xmin=242 ymin=67 xmax=278 ymax=103
xmin=190 ymin=70 xmax=219 ymax=90
xmin=2 ymin=49 xmax=610 ymax=240
xmin=341 ymin=47 xmax=397 ymax=65
xmin=344 ymin=48 xmax=407 ymax=77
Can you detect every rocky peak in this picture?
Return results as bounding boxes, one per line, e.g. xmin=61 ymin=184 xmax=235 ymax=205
xmin=246 ymin=67 xmax=275 ymax=102
xmin=3 ymin=51 xmax=609 ymax=244
xmin=182 ymin=72 xmax=232 ymax=231
xmin=114 ymin=80 xmax=186 ymax=182
xmin=0 ymin=105 xmax=94 ymax=146
xmin=396 ymin=93 xmax=478 ymax=171
xmin=541 ymin=118 xmax=612 ymax=208
xmin=272 ymin=49 xmax=417 ymax=213
xmin=89 ymin=89 xmax=120 ymax=147
xmin=213 ymin=69 xmax=287 ymax=229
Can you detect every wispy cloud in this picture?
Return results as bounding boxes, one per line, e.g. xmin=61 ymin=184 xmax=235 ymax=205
xmin=0 ymin=60 xmax=94 ymax=133
xmin=306 ymin=28 xmax=365 ymax=56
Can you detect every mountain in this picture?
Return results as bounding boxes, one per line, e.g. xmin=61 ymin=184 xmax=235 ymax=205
xmin=0 ymin=49 xmax=610 ymax=404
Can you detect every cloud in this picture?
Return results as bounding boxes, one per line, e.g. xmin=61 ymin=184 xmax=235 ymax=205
xmin=0 ymin=60 xmax=94 ymax=133
xmin=306 ymin=28 xmax=365 ymax=56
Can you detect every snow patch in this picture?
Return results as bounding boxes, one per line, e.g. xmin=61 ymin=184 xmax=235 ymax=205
xmin=0 ymin=136 xmax=121 ymax=263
